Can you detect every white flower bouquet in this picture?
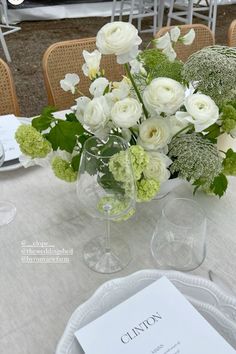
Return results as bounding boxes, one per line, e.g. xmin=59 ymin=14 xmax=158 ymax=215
xmin=16 ymin=22 xmax=236 ymax=201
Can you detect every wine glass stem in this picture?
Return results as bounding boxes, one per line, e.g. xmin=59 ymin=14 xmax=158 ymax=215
xmin=105 ymin=217 xmax=111 ymax=253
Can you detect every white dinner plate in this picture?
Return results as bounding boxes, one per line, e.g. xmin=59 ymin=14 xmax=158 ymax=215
xmin=56 ymin=269 xmax=236 ymax=354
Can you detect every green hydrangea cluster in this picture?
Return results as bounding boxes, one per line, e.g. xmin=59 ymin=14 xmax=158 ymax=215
xmin=51 ymin=157 xmax=77 ymax=182
xmin=182 ymin=46 xmax=236 ymax=105
xmin=223 ymin=149 xmax=236 ymax=176
xmin=169 ymin=133 xmax=222 ymax=187
xmin=129 ymin=145 xmax=149 ymax=180
xmin=139 ymin=49 xmax=183 ymax=83
xmin=97 ymin=196 xmax=135 ymax=221
xmin=220 ymin=102 xmax=236 ymax=134
xmin=15 ymin=125 xmax=51 ymax=158
xmin=137 ymin=178 xmax=160 ymax=202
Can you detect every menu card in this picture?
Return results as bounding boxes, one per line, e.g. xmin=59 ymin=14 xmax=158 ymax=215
xmin=0 ymin=115 xmax=21 ymax=162
xmin=75 ymin=276 xmax=236 ymax=354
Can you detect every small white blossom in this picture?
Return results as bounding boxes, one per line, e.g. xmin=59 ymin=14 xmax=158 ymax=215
xmin=181 ymin=29 xmax=195 ymax=45
xmin=82 ymin=49 xmax=102 ymax=79
xmin=111 ymin=97 xmax=142 ymax=128
xmin=170 ymin=26 xmax=181 ymax=42
xmin=154 ymin=32 xmax=171 ymax=50
xmin=60 ymin=73 xmax=80 ymax=94
xmin=89 ymin=77 xmax=109 ymax=97
xmin=75 ymin=96 xmax=91 ymax=124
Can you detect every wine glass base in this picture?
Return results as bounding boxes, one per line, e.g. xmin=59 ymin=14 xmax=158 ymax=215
xmin=83 ymin=236 xmax=131 ymax=274
xmin=0 ymin=201 xmax=16 ymax=226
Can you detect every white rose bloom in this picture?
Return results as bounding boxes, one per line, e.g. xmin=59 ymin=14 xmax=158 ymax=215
xmin=170 ymin=26 xmax=181 ymax=42
xmin=168 ymin=115 xmax=190 ymax=137
xmin=82 ymin=49 xmax=102 ymax=79
xmin=96 ymin=21 xmax=142 ymax=64
xmin=60 ymin=73 xmax=80 ymax=94
xmin=143 ymin=78 xmax=185 ymax=115
xmin=75 ymin=96 xmax=91 ymax=123
xmin=89 ymin=77 xmax=109 ymax=97
xmin=111 ymin=97 xmax=142 ymax=128
xmin=176 ymin=93 xmax=219 ymax=132
xmin=84 ymin=96 xmax=110 ymax=130
xmin=138 ymin=117 xmax=171 ymax=151
xmin=181 ymin=29 xmax=195 ymax=45
xmin=154 ymin=32 xmax=171 ymax=49
xmin=144 ymin=151 xmax=172 ymax=183
xmin=110 ymin=78 xmax=131 ymax=101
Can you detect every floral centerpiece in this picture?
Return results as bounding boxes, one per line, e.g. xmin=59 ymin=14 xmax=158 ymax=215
xmin=16 ymin=22 xmax=236 ymax=204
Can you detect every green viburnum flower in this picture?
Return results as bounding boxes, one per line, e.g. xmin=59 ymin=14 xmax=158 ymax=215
xmin=168 ymin=133 xmax=222 ymax=188
xmin=51 ymin=157 xmax=77 ymax=182
xmin=129 ymin=145 xmax=149 ymax=180
xmin=108 ymin=150 xmax=130 ymax=183
xmin=182 ymin=46 xmax=236 ymax=105
xmin=220 ymin=102 xmax=236 ymax=134
xmin=15 ymin=125 xmax=51 ymax=158
xmin=223 ymin=149 xmax=236 ymax=176
xmin=97 ymin=196 xmax=135 ymax=221
xmin=137 ymin=178 xmax=160 ymax=202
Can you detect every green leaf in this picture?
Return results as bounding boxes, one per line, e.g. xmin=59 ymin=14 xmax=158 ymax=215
xmin=210 ymin=173 xmax=228 ymax=197
xmin=46 ymin=120 xmax=85 ymax=153
xmin=71 ymin=153 xmax=82 ymax=172
xmin=203 ymin=123 xmax=221 ymax=143
xmin=192 ymin=178 xmax=204 ymax=195
xmin=65 ymin=113 xmax=78 ymax=122
xmin=98 ymin=172 xmax=125 ymax=194
xmin=32 ymin=106 xmax=57 ymax=132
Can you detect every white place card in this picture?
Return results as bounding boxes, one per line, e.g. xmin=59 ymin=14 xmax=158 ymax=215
xmin=75 ymin=276 xmax=236 ymax=354
xmin=0 ymin=115 xmax=21 ymax=162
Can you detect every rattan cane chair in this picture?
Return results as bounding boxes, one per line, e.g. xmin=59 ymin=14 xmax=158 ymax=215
xmin=43 ymin=38 xmax=125 ymax=110
xmin=155 ymin=24 xmax=214 ymax=62
xmin=0 ymin=58 xmax=20 ymax=116
xmin=228 ymin=20 xmax=236 ymax=47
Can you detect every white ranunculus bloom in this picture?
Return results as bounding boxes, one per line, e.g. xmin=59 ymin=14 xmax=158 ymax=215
xmin=60 ymin=73 xmax=80 ymax=94
xmin=111 ymin=97 xmax=142 ymax=128
xmin=138 ymin=117 xmax=171 ymax=151
xmin=162 ymin=44 xmax=177 ymax=62
xmin=96 ymin=21 xmax=142 ymax=64
xmin=170 ymin=26 xmax=181 ymax=42
xmin=89 ymin=77 xmax=109 ymax=97
xmin=143 ymin=77 xmax=185 ymax=115
xmin=144 ymin=151 xmax=172 ymax=183
xmin=175 ymin=94 xmax=219 ymax=132
xmin=167 ymin=115 xmax=190 ymax=137
xmin=110 ymin=78 xmax=131 ymax=101
xmin=154 ymin=32 xmax=171 ymax=49
xmin=181 ymin=29 xmax=195 ymax=45
xmin=83 ymin=96 xmax=110 ymax=131
xmin=82 ymin=49 xmax=102 ymax=79
xmin=75 ymin=96 xmax=91 ymax=123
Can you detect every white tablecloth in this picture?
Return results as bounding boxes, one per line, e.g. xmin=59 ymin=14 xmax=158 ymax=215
xmin=1 ymin=145 xmax=236 ymax=353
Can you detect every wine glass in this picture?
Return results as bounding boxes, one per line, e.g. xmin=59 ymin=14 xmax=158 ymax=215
xmin=0 ymin=141 xmax=16 ymax=226
xmin=151 ymin=198 xmax=206 ymax=271
xmin=77 ymin=135 xmax=136 ymax=274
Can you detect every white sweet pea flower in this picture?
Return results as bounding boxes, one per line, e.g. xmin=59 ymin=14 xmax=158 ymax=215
xmin=82 ymin=49 xmax=102 ymax=79
xmin=181 ymin=29 xmax=195 ymax=45
xmin=175 ymin=94 xmax=219 ymax=132
xmin=144 ymin=151 xmax=172 ymax=183
xmin=162 ymin=44 xmax=177 ymax=62
xmin=170 ymin=26 xmax=181 ymax=42
xmin=167 ymin=115 xmax=190 ymax=137
xmin=89 ymin=77 xmax=109 ymax=97
xmin=96 ymin=21 xmax=142 ymax=64
xmin=110 ymin=78 xmax=131 ymax=101
xmin=121 ymin=128 xmax=132 ymax=142
xmin=143 ymin=78 xmax=185 ymax=115
xmin=154 ymin=32 xmax=171 ymax=49
xmin=75 ymin=96 xmax=91 ymax=123
xmin=60 ymin=73 xmax=80 ymax=94
xmin=138 ymin=117 xmax=172 ymax=151
xmin=111 ymin=97 xmax=142 ymax=128
xmin=83 ymin=96 xmax=110 ymax=131
xmin=129 ymin=58 xmax=147 ymax=75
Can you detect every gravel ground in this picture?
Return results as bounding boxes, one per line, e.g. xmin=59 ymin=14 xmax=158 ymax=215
xmin=1 ymin=5 xmax=236 ymax=117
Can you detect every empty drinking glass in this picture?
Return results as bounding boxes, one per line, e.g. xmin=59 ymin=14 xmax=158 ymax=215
xmin=151 ymin=198 xmax=206 ymax=271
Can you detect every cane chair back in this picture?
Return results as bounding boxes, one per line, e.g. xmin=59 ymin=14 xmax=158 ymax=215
xmin=228 ymin=20 xmax=236 ymax=47
xmin=0 ymin=58 xmax=20 ymax=116
xmin=43 ymin=37 xmax=125 ymax=110
xmin=155 ymin=24 xmax=215 ymax=62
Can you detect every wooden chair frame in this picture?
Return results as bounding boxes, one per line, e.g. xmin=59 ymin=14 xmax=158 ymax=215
xmin=228 ymin=19 xmax=236 ymax=47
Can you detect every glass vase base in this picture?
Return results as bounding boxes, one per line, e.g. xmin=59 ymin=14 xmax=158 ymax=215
xmin=83 ymin=236 xmax=131 ymax=274
xmin=0 ymin=201 xmax=16 ymax=226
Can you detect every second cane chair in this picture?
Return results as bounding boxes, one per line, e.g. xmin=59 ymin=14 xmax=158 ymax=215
xmin=43 ymin=38 xmax=125 ymax=110
xmin=0 ymin=58 xmax=20 ymax=116
xmin=155 ymin=23 xmax=215 ymax=62
xmin=228 ymin=19 xmax=236 ymax=47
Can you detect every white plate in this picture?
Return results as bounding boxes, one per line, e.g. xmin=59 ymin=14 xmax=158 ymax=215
xmin=0 ymin=117 xmax=31 ymax=172
xmin=56 ymin=270 xmax=236 ymax=354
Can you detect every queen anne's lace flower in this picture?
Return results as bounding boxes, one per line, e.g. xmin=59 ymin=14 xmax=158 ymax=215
xmin=51 ymin=157 xmax=77 ymax=182
xmin=15 ymin=125 xmax=52 ymax=158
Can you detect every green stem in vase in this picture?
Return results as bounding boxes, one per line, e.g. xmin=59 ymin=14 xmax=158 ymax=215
xmin=124 ymin=63 xmax=149 ymax=119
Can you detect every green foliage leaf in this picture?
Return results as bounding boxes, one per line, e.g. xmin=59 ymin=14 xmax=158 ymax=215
xmin=46 ymin=120 xmax=85 ymax=153
xmin=65 ymin=113 xmax=78 ymax=122
xmin=32 ymin=106 xmax=56 ymax=132
xmin=71 ymin=153 xmax=82 ymax=172
xmin=98 ymin=172 xmax=125 ymax=194
xmin=203 ymin=123 xmax=221 ymax=143
xmin=222 ymin=148 xmax=236 ymax=175
xmin=210 ymin=173 xmax=228 ymax=197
